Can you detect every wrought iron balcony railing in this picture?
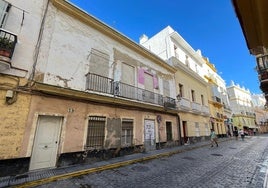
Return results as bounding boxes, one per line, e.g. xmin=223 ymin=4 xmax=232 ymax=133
xmin=0 ymin=29 xmax=17 ymax=59
xmin=85 ymin=73 xmax=176 ymax=108
xmin=163 ymin=97 xmax=176 ymax=109
xmin=212 ymin=96 xmax=221 ymax=103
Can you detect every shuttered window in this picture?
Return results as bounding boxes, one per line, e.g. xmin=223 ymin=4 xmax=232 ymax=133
xmin=163 ymin=80 xmax=170 ymax=97
xmin=121 ymin=63 xmax=134 ymax=85
xmin=89 ymin=48 xmax=109 ymax=77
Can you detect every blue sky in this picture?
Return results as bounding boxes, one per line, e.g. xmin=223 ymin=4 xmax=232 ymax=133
xmin=68 ymin=0 xmax=260 ymax=94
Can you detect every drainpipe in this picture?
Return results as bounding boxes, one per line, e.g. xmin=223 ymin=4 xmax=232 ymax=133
xmin=29 ymin=0 xmax=50 ymax=83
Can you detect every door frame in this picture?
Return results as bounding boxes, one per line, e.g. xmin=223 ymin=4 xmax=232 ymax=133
xmin=182 ymin=121 xmax=188 ymax=144
xmin=29 ymin=115 xmax=63 ymax=171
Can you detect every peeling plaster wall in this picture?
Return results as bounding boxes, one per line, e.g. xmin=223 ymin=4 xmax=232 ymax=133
xmin=36 ymin=4 xmax=176 ymax=95
xmin=19 ymin=95 xmax=177 ymax=157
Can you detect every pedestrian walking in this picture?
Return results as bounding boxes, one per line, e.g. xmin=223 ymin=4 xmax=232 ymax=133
xmin=239 ymin=129 xmax=245 ymax=141
xmin=233 ymin=127 xmax=239 ymax=140
xmin=210 ymin=129 xmax=218 ymax=147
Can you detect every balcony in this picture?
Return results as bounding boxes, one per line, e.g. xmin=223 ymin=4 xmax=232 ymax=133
xmin=256 ymin=54 xmax=268 ymax=94
xmin=163 ymin=97 xmax=176 ymax=109
xmin=201 ymin=105 xmax=210 ymax=115
xmin=178 ymin=97 xmax=191 ymax=110
xmin=85 ymin=73 xmax=176 ymax=108
xmin=191 ymin=101 xmax=201 ymax=113
xmin=0 ymin=29 xmax=17 ymax=71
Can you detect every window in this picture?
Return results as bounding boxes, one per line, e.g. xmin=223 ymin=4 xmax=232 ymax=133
xmin=174 ymin=45 xmax=179 ymax=58
xmin=195 ymin=64 xmax=199 ymax=74
xmin=89 ymin=48 xmax=109 ymax=77
xmin=144 ymin=72 xmax=154 ymax=92
xmin=195 ymin=122 xmax=200 ymax=136
xmin=121 ymin=63 xmax=134 ymax=85
xmin=166 ymin=122 xmax=172 ymax=141
xmin=86 ymin=116 xmax=106 ymax=148
xmin=121 ymin=119 xmax=133 ymax=146
xmin=179 ymin=84 xmax=183 ymax=97
xmin=201 ymin=95 xmax=204 ymax=105
xmin=0 ymin=1 xmax=11 ymax=28
xmin=191 ymin=90 xmax=195 ymax=102
xmin=163 ymin=80 xmax=170 ymax=97
xmin=185 ymin=55 xmax=189 ymax=67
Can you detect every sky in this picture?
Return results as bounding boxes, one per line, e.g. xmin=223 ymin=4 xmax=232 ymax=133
xmin=68 ymin=0 xmax=261 ymax=94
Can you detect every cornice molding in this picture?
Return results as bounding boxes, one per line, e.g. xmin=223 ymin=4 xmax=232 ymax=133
xmin=32 ymin=82 xmax=178 ymax=114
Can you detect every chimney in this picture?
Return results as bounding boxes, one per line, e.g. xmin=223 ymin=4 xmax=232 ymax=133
xmin=196 ymin=49 xmax=202 ymax=56
xmin=139 ymin=34 xmax=148 ymax=44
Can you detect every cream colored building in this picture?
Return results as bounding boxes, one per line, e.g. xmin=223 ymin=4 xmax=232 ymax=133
xmin=251 ymin=94 xmax=267 ymax=133
xmin=0 ymin=0 xmax=180 ymax=176
xmin=227 ymin=81 xmax=256 ymax=132
xmin=140 ymin=26 xmax=211 ymax=144
xmin=202 ymin=58 xmax=229 ymax=137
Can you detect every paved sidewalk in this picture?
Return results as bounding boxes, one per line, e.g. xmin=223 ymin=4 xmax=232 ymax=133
xmin=0 ymin=137 xmax=231 ymax=188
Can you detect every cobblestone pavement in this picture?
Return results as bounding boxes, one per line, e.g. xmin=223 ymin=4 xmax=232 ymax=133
xmin=35 ymin=135 xmax=268 ymax=188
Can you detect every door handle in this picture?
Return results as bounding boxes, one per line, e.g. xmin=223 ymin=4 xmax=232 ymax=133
xmin=44 ymin=145 xmax=48 ymax=149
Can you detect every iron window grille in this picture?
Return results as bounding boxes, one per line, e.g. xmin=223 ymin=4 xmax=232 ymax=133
xmin=121 ymin=119 xmax=133 ymax=146
xmin=86 ymin=116 xmax=106 ymax=149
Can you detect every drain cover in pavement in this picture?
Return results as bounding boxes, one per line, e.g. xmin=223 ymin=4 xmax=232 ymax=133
xmin=131 ymin=165 xmax=150 ymax=172
xmin=211 ymin=153 xmax=223 ymax=156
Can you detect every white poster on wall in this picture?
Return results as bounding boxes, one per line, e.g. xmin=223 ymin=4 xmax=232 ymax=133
xmin=144 ymin=120 xmax=155 ymax=140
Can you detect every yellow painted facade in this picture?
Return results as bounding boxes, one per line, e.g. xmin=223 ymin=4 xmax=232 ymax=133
xmin=0 ymin=76 xmax=31 ymax=159
xmin=204 ymin=59 xmax=226 ymax=136
xmin=175 ymin=64 xmax=210 ymax=140
xmin=19 ymin=87 xmax=178 ymax=157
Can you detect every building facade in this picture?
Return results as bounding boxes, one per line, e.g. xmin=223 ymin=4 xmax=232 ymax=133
xmin=227 ymin=81 xmax=256 ymax=133
xmin=201 ymin=58 xmax=228 ymax=137
xmin=140 ymin=26 xmax=212 ymax=143
xmin=252 ymin=94 xmax=268 ymax=133
xmin=0 ymin=0 xmax=180 ymax=176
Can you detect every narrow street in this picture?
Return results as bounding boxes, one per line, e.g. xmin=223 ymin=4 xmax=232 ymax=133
xmin=35 ymin=135 xmax=268 ymax=188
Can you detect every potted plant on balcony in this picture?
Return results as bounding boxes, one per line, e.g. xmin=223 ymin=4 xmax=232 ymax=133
xmin=0 ymin=37 xmax=13 ymax=57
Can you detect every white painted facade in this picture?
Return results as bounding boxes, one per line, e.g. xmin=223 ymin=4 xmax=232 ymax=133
xmin=34 ymin=4 xmax=176 ymax=99
xmin=0 ymin=0 xmax=181 ymax=175
xmin=0 ymin=0 xmax=47 ymax=77
xmin=227 ymin=81 xmax=256 ymax=129
xmin=140 ymin=26 xmax=206 ymax=77
xmin=140 ymin=26 xmax=215 ymax=140
xmin=227 ymin=81 xmax=253 ymax=114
